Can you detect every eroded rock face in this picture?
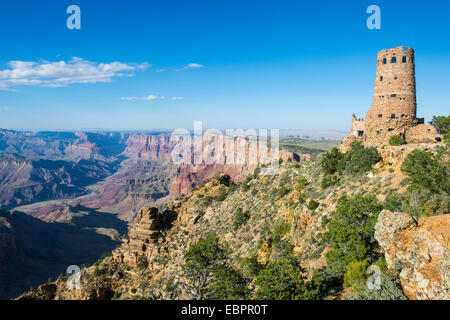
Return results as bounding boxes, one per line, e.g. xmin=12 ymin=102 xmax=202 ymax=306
xmin=375 ymin=210 xmax=450 ymax=300
xmin=114 ymin=206 xmax=161 ymax=268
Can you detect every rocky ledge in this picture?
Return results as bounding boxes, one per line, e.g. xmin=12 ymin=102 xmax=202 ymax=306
xmin=375 ymin=210 xmax=449 ymax=300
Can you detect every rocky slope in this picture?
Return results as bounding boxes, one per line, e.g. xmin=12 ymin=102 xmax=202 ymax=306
xmin=18 ymin=142 xmax=449 ymax=300
xmin=0 ymin=209 xmax=127 ymax=299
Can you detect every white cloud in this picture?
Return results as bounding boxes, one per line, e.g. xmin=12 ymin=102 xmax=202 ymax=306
xmin=119 ymin=94 xmax=184 ymax=101
xmin=183 ymin=63 xmax=203 ymax=69
xmin=176 ymin=62 xmax=204 ymax=71
xmin=0 ymin=106 xmax=11 ymax=111
xmin=119 ymin=94 xmax=158 ymax=101
xmin=0 ymin=57 xmax=150 ymax=89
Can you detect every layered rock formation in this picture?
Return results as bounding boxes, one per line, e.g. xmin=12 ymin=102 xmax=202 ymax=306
xmin=124 ymin=134 xmax=174 ymax=160
xmin=375 ymin=210 xmax=450 ymax=300
xmin=114 ymin=207 xmax=161 ymax=268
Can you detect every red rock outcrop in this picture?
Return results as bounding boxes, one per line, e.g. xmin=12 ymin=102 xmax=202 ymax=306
xmin=124 ymin=134 xmax=175 ymax=160
xmin=375 ymin=210 xmax=450 ymax=300
xmin=113 ymin=206 xmax=161 ymax=268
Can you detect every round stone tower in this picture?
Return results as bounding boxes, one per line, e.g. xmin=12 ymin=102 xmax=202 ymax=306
xmin=366 ymin=46 xmax=416 ymax=122
xmin=363 ymin=46 xmax=421 ymax=146
xmin=340 ymin=46 xmax=443 ymax=152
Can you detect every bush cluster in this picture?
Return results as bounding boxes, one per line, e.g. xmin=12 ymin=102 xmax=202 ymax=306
xmin=320 ymin=141 xmax=380 ymax=189
xmin=233 ymin=208 xmax=250 ymax=230
xmin=389 ymin=135 xmax=406 ymax=146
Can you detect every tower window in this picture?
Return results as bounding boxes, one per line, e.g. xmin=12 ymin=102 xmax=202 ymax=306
xmin=388 ymin=128 xmax=394 ymax=132
xmin=394 ymin=76 xmax=398 ymax=80
xmin=402 ymin=56 xmax=407 ymax=63
xmin=378 ymin=114 xmax=382 ymax=118
xmin=358 ymin=131 xmax=364 ymax=137
xmin=391 ymin=57 xmax=397 ymax=63
xmin=383 ymin=58 xmax=387 ymax=64
xmin=391 ymin=94 xmax=397 ymax=97
xmin=380 ymin=76 xmax=383 ymax=81
xmin=391 ymin=114 xmax=396 ymax=119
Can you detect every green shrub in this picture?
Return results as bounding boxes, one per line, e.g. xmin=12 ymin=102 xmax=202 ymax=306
xmin=321 ymin=147 xmax=344 ymax=175
xmin=297 ymin=176 xmax=309 ymax=189
xmin=277 ymin=186 xmax=290 ymax=198
xmin=183 ymin=236 xmax=247 ymax=299
xmin=241 ymin=179 xmax=251 ymax=192
xmin=345 ymin=277 xmax=407 ymax=300
xmin=233 ymin=208 xmax=250 ymax=230
xmin=298 ymin=193 xmax=307 ymax=204
xmin=272 ymin=220 xmax=291 ymax=245
xmin=372 ymin=257 xmax=390 ymax=276
xmin=345 ymin=141 xmax=380 ymax=174
xmin=240 ymin=255 xmax=262 ymax=279
xmin=255 ymin=258 xmax=319 ymax=300
xmin=343 ymin=260 xmax=369 ymax=292
xmin=401 ymin=149 xmax=449 ymax=193
xmin=444 ymin=132 xmax=450 ymax=143
xmin=216 ymin=190 xmax=228 ymax=202
xmin=206 ymin=265 xmax=249 ymax=299
xmin=431 ymin=115 xmax=450 ymax=135
xmin=311 ymin=268 xmax=343 ymax=299
xmin=389 ymin=135 xmax=406 ymax=146
xmin=323 ymin=195 xmax=382 ymax=276
xmin=321 ymin=175 xmax=338 ymax=189
xmin=321 ymin=142 xmax=379 ymax=175
xmin=307 ymin=199 xmax=319 ymax=211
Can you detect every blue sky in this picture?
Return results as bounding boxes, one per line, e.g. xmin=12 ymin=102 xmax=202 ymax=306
xmin=0 ymin=0 xmax=449 ymax=131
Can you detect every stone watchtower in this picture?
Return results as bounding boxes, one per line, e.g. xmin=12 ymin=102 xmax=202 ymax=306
xmin=367 ymin=47 xmax=416 ymax=122
xmin=341 ymin=46 xmax=441 ymax=151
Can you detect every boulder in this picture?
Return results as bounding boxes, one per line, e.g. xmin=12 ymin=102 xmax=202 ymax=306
xmin=375 ymin=210 xmax=450 ymax=300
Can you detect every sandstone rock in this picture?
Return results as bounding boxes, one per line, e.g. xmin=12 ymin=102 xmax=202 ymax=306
xmin=115 ymin=206 xmax=161 ymax=267
xmin=375 ymin=210 xmax=450 ymax=300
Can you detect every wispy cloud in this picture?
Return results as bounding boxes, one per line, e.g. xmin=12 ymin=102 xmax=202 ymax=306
xmin=120 ymin=94 xmax=184 ymax=101
xmin=0 ymin=106 xmax=11 ymax=111
xmin=0 ymin=57 xmax=150 ymax=89
xmin=120 ymin=94 xmax=158 ymax=101
xmin=176 ymin=62 xmax=204 ymax=71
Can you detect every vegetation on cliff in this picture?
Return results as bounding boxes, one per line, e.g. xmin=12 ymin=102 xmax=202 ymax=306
xmin=18 ymin=141 xmax=448 ymax=301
